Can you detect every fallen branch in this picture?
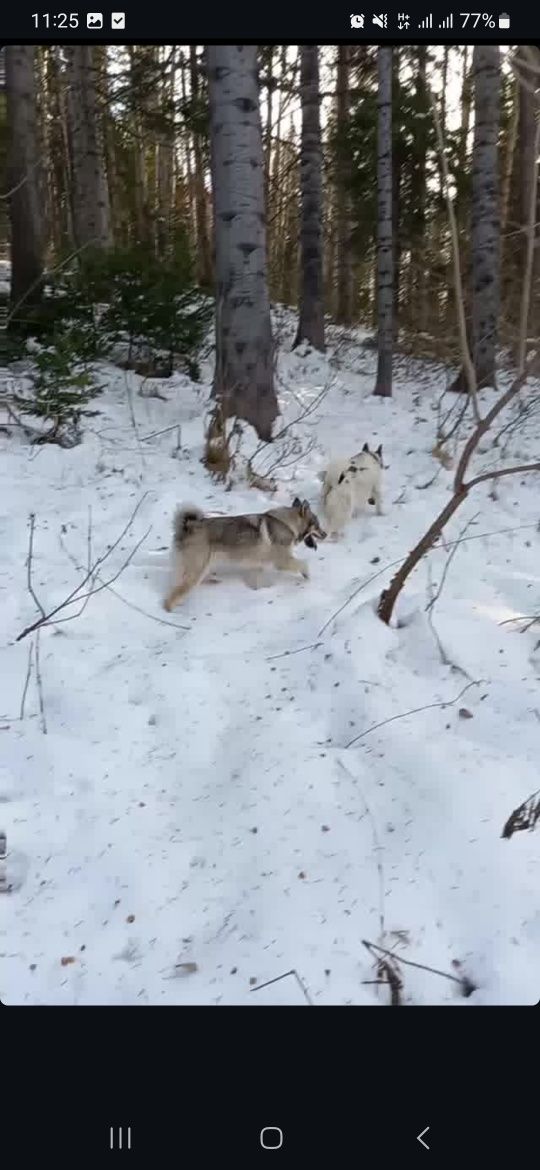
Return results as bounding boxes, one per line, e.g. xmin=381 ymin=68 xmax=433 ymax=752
xmin=250 ymin=968 xmax=313 ymax=1005
xmin=345 ymin=680 xmax=480 ymax=749
xmin=362 ymin=939 xmax=476 ymax=997
xmin=501 ymin=789 xmax=540 ymax=839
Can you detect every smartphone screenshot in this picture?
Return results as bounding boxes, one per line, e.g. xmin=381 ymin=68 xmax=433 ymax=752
xmin=1 ymin=6 xmax=538 ymax=1159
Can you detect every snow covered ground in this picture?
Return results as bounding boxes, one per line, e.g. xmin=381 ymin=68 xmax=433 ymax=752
xmin=1 ymin=311 xmax=539 ymax=1005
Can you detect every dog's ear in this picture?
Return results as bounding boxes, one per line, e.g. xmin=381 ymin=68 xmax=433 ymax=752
xmin=301 ymin=499 xmax=311 ymax=514
xmin=362 ymin=442 xmax=370 ymax=453
xmin=292 ymin=497 xmax=302 ymax=509
xmin=376 ymin=444 xmax=383 ymax=459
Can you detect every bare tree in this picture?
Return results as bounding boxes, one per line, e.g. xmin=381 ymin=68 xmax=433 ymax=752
xmin=207 ymin=44 xmax=278 ymax=441
xmin=65 ymin=46 xmax=112 ymax=250
xmin=294 ymin=46 xmax=325 ymax=352
xmin=374 ymin=47 xmax=393 ymax=398
xmin=5 ymin=46 xmax=45 ymax=315
xmin=451 ymin=46 xmax=501 ymax=392
xmin=378 ymin=353 xmax=540 ymax=625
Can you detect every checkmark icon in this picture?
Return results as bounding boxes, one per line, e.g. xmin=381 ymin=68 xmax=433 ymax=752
xmin=111 ymin=12 xmax=126 ymax=28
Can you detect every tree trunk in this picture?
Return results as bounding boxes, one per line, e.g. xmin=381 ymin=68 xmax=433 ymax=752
xmin=451 ymin=46 xmax=501 ymax=393
xmin=374 ymin=47 xmax=393 ymax=397
xmin=156 ymin=47 xmax=176 ymax=259
xmin=207 ymin=44 xmax=278 ymax=441
xmin=5 ymin=46 xmax=45 ymax=317
xmin=65 ymin=46 xmax=112 ymax=250
xmin=470 ymin=46 xmax=501 ymax=389
xmin=335 ymin=46 xmax=353 ymax=324
xmin=190 ymin=46 xmax=212 ymax=286
xmin=516 ymin=49 xmax=540 ymax=337
xmin=294 ymin=46 xmax=325 ymax=352
xmin=413 ymin=46 xmax=429 ymax=332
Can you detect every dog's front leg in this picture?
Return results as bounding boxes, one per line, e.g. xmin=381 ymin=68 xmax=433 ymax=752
xmin=374 ymin=488 xmax=384 ymax=516
xmin=272 ymin=549 xmax=309 ymax=579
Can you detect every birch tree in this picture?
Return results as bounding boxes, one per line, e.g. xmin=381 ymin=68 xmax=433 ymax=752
xmin=207 ymin=44 xmax=278 ymax=440
xmin=374 ymin=47 xmax=393 ymax=397
xmin=294 ymin=45 xmax=325 ymax=351
xmin=65 ymin=46 xmax=112 ymax=251
xmin=5 ymin=46 xmax=44 ymax=315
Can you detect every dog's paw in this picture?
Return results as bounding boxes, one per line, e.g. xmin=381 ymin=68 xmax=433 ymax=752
xmin=298 ymin=560 xmax=310 ymax=580
xmin=163 ymin=598 xmax=173 ymax=612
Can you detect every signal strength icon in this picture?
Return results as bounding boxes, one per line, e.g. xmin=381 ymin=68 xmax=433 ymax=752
xmin=418 ymin=13 xmax=433 ymax=27
xmin=438 ymin=12 xmax=453 ymax=27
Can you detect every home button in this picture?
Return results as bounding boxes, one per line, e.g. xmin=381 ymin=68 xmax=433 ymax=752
xmin=260 ymin=1127 xmax=283 ymax=1149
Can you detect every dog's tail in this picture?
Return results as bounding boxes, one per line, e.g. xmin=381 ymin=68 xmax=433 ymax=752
xmin=321 ymin=458 xmax=348 ymax=494
xmin=173 ymin=504 xmax=205 ymax=547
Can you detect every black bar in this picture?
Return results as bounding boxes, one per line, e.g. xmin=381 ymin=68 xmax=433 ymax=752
xmin=0 ymin=6 xmax=535 ymax=44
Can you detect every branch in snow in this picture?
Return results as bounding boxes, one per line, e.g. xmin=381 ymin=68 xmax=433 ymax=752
xmin=344 ymin=680 xmax=481 ymax=750
xmin=501 ymin=790 xmax=540 ymax=840
xmin=249 ymin=968 xmax=313 ymax=1005
xmin=362 ymin=939 xmax=476 ymax=997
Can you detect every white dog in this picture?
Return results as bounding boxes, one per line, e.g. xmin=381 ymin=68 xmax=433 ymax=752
xmin=320 ymin=443 xmax=384 ymax=536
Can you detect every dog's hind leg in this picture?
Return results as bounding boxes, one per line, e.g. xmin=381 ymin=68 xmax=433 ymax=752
xmin=163 ymin=549 xmax=212 ymax=610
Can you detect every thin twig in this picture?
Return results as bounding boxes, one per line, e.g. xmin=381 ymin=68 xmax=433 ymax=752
xmin=345 ymin=680 xmax=480 ymax=749
xmin=19 ymin=640 xmax=34 ymax=719
xmin=35 ymin=629 xmax=47 ymax=735
xmin=140 ymin=423 xmax=181 ymax=443
xmin=26 ymin=514 xmax=46 ymax=619
xmin=266 ymin=641 xmax=322 ymax=661
xmin=98 ymin=581 xmax=189 ymax=631
xmin=250 ymin=968 xmax=313 ymax=1005
xmin=15 ymin=494 xmax=150 ymax=643
xmin=499 ymin=614 xmax=540 ymax=631
xmin=426 ymin=513 xmax=480 ymax=614
xmin=318 ymin=557 xmax=405 ymax=638
xmin=58 ymin=526 xmax=188 ymax=631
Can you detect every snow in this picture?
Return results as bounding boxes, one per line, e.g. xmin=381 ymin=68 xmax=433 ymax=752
xmin=1 ymin=311 xmax=539 ymax=1005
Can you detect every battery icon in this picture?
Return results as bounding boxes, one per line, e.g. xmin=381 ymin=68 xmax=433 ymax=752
xmin=498 ymin=12 xmax=510 ymax=27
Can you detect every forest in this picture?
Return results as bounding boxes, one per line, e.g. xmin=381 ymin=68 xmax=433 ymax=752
xmin=1 ymin=43 xmax=539 ymax=1007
